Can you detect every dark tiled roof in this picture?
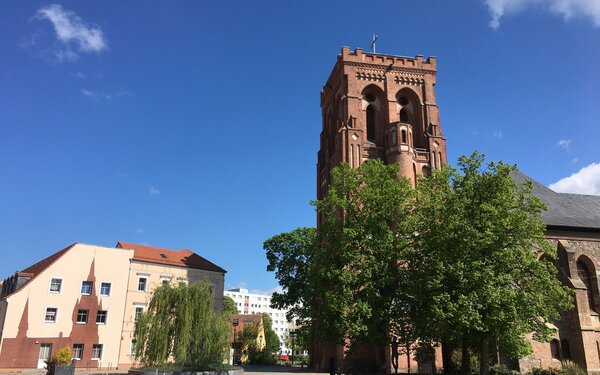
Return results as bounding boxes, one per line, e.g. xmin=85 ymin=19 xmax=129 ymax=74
xmin=512 ymin=171 xmax=600 ymax=229
xmin=116 ymin=242 xmax=226 ymax=273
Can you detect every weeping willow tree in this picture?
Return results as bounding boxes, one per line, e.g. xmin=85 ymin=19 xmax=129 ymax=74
xmin=133 ymin=281 xmax=230 ymax=368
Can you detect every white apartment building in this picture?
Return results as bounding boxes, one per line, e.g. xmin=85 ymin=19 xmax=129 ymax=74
xmin=224 ymin=288 xmax=296 ymax=355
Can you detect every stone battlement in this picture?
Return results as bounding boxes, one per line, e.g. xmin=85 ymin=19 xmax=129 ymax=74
xmin=340 ymin=46 xmax=436 ymax=71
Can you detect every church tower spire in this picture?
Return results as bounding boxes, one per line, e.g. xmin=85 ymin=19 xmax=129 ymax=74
xmin=317 ymin=47 xmax=447 ymax=203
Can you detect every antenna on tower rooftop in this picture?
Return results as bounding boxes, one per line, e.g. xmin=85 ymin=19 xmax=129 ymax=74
xmin=371 ymin=34 xmax=378 ymax=53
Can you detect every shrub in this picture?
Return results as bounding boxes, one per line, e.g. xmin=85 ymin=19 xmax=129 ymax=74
xmin=561 ymin=360 xmax=585 ymax=375
xmin=489 ymin=364 xmax=519 ymax=375
xmin=49 ymin=346 xmax=72 ymax=366
xmin=530 ymin=367 xmax=564 ymax=375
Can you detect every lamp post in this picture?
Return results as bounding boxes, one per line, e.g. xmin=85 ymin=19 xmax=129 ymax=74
xmin=232 ymin=319 xmax=239 ymax=365
xmin=289 ymin=330 xmax=297 ymax=366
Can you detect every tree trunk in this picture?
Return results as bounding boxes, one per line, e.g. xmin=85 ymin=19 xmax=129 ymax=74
xmin=461 ymin=335 xmax=471 ymax=375
xmin=407 ymin=342 xmax=412 ymax=374
xmin=480 ymin=335 xmax=490 ymax=375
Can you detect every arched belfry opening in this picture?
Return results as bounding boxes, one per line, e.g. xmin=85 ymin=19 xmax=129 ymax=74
xmin=396 ymin=88 xmax=424 ymax=149
xmin=366 ymin=105 xmax=375 ymax=140
xmin=361 ymin=85 xmax=387 ymax=149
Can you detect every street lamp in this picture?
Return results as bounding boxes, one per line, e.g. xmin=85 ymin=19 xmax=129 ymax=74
xmin=289 ymin=330 xmax=297 ymax=366
xmin=232 ymin=319 xmax=239 ymax=365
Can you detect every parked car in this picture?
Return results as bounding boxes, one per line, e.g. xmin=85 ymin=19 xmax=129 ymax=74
xmin=280 ymin=354 xmax=289 ymax=361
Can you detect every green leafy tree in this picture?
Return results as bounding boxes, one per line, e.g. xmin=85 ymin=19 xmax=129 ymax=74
xmin=406 ymin=152 xmax=573 ymax=375
xmin=265 ymin=227 xmax=317 ymax=324
xmin=315 ymin=160 xmax=415 ymax=349
xmin=261 ymin=313 xmax=281 ymax=355
xmin=264 ymin=227 xmax=319 ymax=359
xmin=223 ymin=295 xmax=238 ymax=316
xmin=133 ymin=281 xmax=230 ymax=368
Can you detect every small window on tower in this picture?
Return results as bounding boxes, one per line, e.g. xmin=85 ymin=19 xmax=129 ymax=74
xmin=401 ymin=130 xmax=407 ymax=144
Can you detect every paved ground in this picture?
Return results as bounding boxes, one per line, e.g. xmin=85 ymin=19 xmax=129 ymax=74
xmin=1 ymin=365 xmax=327 ymax=375
xmin=244 ymin=365 xmax=327 ymax=374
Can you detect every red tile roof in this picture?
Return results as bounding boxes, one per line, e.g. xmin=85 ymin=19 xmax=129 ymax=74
xmin=2 ymin=243 xmax=77 ymax=297
xmin=116 ymin=242 xmax=226 ymax=273
xmin=20 ymin=243 xmax=76 ymax=277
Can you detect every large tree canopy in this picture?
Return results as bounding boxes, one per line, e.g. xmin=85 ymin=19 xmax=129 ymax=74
xmin=406 ymin=153 xmax=573 ymax=375
xmin=265 ymin=154 xmax=572 ymax=375
xmin=133 ymin=281 xmax=230 ymax=368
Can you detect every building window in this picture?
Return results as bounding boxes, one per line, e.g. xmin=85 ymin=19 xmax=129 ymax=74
xmin=134 ymin=307 xmax=144 ymax=321
xmin=138 ymin=277 xmax=147 ymax=292
xmin=577 ymin=258 xmax=598 ymax=312
xmin=96 ymin=310 xmax=108 ymax=325
xmin=49 ymin=278 xmax=62 ymax=293
xmin=72 ymin=344 xmax=84 ymax=360
xmin=366 ymin=105 xmax=375 ymax=141
xmin=402 ymin=129 xmax=407 ymax=144
xmin=100 ymin=282 xmax=111 ymax=296
xmin=45 ymin=307 xmax=58 ymax=323
xmin=391 ymin=128 xmax=397 ymax=146
xmin=91 ymin=344 xmax=103 ymax=360
xmin=76 ymin=309 xmax=88 ymax=324
xmin=550 ymin=339 xmax=561 ymax=359
xmin=81 ymin=281 xmax=93 ymax=295
xmin=400 ymin=108 xmax=409 ymax=123
xmin=130 ymin=340 xmax=137 ymax=356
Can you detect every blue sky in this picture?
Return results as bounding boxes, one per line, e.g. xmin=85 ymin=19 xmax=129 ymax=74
xmin=1 ymin=0 xmax=599 ymax=293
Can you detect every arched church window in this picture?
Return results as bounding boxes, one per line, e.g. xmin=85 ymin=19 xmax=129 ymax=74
xmin=550 ymin=339 xmax=561 ymax=360
xmin=577 ymin=258 xmax=598 ymax=312
xmin=366 ymin=105 xmax=375 ymax=141
xmin=400 ymin=108 xmax=409 ymax=123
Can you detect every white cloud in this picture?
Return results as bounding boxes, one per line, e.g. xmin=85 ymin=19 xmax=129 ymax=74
xmin=558 ymin=138 xmax=571 ymax=150
xmin=485 ymin=0 xmax=600 ymax=29
xmin=82 ymin=88 xmax=133 ymax=101
xmin=492 ymin=130 xmax=504 ymax=139
xmin=149 ymin=186 xmax=161 ymax=196
xmin=135 ymin=228 xmax=144 ymax=235
xmin=549 ymin=162 xmax=600 ymax=195
xmin=35 ymin=4 xmax=107 ymax=61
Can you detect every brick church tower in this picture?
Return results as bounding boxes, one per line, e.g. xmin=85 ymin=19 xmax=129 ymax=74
xmin=313 ymin=47 xmax=447 ymax=371
xmin=317 ymin=47 xmax=447 ymax=207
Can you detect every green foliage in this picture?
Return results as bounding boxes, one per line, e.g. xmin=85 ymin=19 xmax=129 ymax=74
xmin=264 ymin=152 xmax=573 ymax=374
xmin=49 ymin=346 xmax=72 ymax=366
xmin=530 ymin=368 xmax=564 ymax=375
xmin=261 ymin=313 xmax=281 ymax=355
xmin=489 ymin=364 xmax=519 ymax=375
xmin=133 ymin=281 xmax=230 ymax=368
xmin=407 ymin=152 xmax=573 ymax=374
xmin=265 ymin=227 xmax=317 ymax=324
xmin=315 ymin=160 xmax=415 ymax=347
xmin=222 ymin=295 xmax=238 ymax=316
xmin=560 ymin=360 xmax=586 ymax=375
